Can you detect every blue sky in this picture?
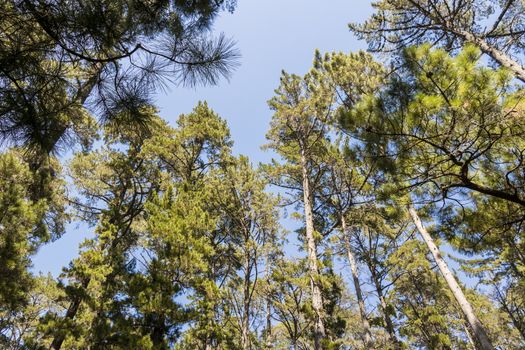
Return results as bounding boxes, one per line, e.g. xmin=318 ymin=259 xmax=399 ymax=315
xmin=33 ymin=1 xmax=374 ymax=276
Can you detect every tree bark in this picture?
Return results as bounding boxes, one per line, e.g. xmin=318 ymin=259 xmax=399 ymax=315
xmin=458 ymin=30 xmax=525 ymax=83
xmin=49 ymin=278 xmax=90 ymax=350
xmin=407 ymin=204 xmax=495 ymax=350
xmin=464 ymin=323 xmax=477 ymax=350
xmin=368 ymin=262 xmax=400 ymax=348
xmin=265 ymin=297 xmax=272 ymax=349
xmin=265 ymin=255 xmax=273 ymax=349
xmin=241 ymin=250 xmax=251 ymax=350
xmin=300 ymin=150 xmax=326 ymax=349
xmin=341 ymin=217 xmax=374 ymax=348
xmin=404 ymin=0 xmax=525 ymax=83
xmin=360 ymin=229 xmax=402 ymax=349
xmin=205 ymin=337 xmax=213 ymax=350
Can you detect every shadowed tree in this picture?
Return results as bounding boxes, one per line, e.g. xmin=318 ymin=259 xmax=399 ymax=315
xmin=0 ymin=0 xmax=239 ymax=159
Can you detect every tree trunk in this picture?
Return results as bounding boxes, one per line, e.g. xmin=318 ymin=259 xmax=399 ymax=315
xmin=300 ymin=150 xmax=326 ymax=349
xmin=49 ymin=278 xmax=90 ymax=350
xmin=361 ymin=230 xmax=402 ymax=349
xmin=405 ymin=0 xmax=525 ymax=83
xmin=265 ymin=255 xmax=273 ymax=349
xmin=464 ymin=323 xmax=477 ymax=350
xmin=241 ymin=251 xmax=251 ymax=350
xmin=149 ymin=314 xmax=166 ymax=349
xmin=407 ymin=204 xmax=495 ymax=350
xmin=265 ymin=297 xmax=272 ymax=349
xmin=458 ymin=30 xmax=525 ymax=83
xmin=341 ymin=217 xmax=374 ymax=348
xmin=205 ymin=337 xmax=213 ymax=350
xmin=369 ymin=264 xmax=400 ymax=348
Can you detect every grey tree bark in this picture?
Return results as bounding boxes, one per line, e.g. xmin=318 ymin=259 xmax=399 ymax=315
xmin=341 ymin=217 xmax=374 ymax=348
xmin=241 ymin=250 xmax=251 ymax=350
xmin=407 ymin=204 xmax=494 ymax=350
xmin=457 ymin=30 xmax=525 ymax=83
xmin=300 ymin=150 xmax=326 ymax=349
xmin=265 ymin=255 xmax=273 ymax=349
xmin=402 ymin=0 xmax=525 ymax=83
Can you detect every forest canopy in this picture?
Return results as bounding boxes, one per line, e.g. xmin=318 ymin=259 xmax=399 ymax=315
xmin=0 ymin=1 xmax=525 ymax=349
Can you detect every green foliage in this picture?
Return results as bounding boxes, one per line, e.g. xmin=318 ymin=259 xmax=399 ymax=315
xmin=0 ymin=0 xmax=239 ymax=156
xmin=342 ymin=44 xmax=525 ymax=206
xmin=387 ymin=239 xmax=463 ymax=349
xmin=349 ymin=0 xmax=525 ymax=83
xmin=3 ymin=4 xmax=525 ymax=347
xmin=0 ymin=151 xmax=58 ymax=317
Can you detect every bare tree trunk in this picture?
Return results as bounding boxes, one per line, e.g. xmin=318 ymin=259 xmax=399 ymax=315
xmin=404 ymin=0 xmax=525 ymax=83
xmin=369 ymin=264 xmax=401 ymax=349
xmin=265 ymin=255 xmax=273 ymax=349
xmin=300 ymin=151 xmax=326 ymax=349
xmin=265 ymin=297 xmax=272 ymax=349
xmin=407 ymin=204 xmax=494 ymax=350
xmin=457 ymin=30 xmax=525 ymax=83
xmin=341 ymin=217 xmax=374 ymax=348
xmin=241 ymin=251 xmax=251 ymax=350
xmin=464 ymin=323 xmax=477 ymax=350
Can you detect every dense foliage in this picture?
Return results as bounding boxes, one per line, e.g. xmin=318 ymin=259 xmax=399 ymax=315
xmin=1 ymin=1 xmax=525 ymax=349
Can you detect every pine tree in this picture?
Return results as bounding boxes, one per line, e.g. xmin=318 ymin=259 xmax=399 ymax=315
xmin=440 ymin=193 xmax=525 ymax=342
xmin=350 ymin=0 xmax=525 ymax=82
xmin=41 ymin=112 xmax=165 ymax=349
xmin=0 ymin=151 xmax=63 ymax=345
xmin=388 ymin=238 xmax=468 ymax=349
xmin=209 ymin=156 xmax=281 ymax=350
xmin=0 ymin=0 xmax=239 ymax=156
xmin=264 ymin=70 xmax=336 ymax=349
xmin=340 ymin=44 xmax=525 ymax=208
xmin=316 ymin=141 xmax=377 ymax=349
xmin=408 ymin=204 xmax=495 ymax=350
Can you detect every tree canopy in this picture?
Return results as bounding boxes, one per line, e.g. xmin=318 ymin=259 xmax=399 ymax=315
xmin=1 ymin=1 xmax=525 ymax=349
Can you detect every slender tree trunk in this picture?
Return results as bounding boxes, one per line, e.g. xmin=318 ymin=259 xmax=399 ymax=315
xmin=49 ymin=278 xmax=90 ymax=350
xmin=407 ymin=204 xmax=495 ymax=350
xmin=376 ymin=284 xmax=394 ymax=335
xmin=265 ymin=255 xmax=273 ymax=349
xmin=241 ymin=251 xmax=251 ymax=350
xmin=149 ymin=314 xmax=166 ymax=349
xmin=300 ymin=150 xmax=326 ymax=349
xmin=369 ymin=265 xmax=401 ymax=349
xmin=265 ymin=297 xmax=272 ymax=349
xmin=464 ymin=323 xmax=477 ymax=350
xmin=405 ymin=0 xmax=525 ymax=83
xmin=341 ymin=217 xmax=374 ymax=348
xmin=378 ymin=292 xmax=402 ymax=348
xmin=458 ymin=30 xmax=525 ymax=83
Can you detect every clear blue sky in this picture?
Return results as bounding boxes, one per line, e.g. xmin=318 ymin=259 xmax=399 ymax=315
xmin=33 ymin=1 xmax=374 ymax=276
